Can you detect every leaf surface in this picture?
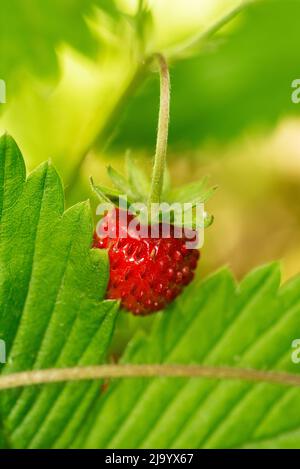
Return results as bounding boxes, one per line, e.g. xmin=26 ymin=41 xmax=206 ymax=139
xmin=0 ymin=135 xmax=118 ymax=449
xmin=77 ymin=263 xmax=300 ymax=449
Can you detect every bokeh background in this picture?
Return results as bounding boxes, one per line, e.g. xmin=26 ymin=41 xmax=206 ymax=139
xmin=1 ymin=0 xmax=300 ymax=307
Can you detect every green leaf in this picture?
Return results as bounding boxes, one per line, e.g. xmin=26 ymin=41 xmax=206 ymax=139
xmin=98 ymin=0 xmax=120 ymax=18
xmin=0 ymin=135 xmax=118 ymax=449
xmin=76 ymin=263 xmax=300 ymax=449
xmin=0 ymin=0 xmax=119 ymax=83
xmin=134 ymin=0 xmax=154 ymax=54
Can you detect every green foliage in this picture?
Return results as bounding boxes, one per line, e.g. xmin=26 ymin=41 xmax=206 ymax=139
xmin=107 ymin=165 xmax=137 ymax=201
xmin=1 ymin=135 xmax=300 ymax=449
xmin=76 ymin=263 xmax=300 ymax=449
xmin=126 ymin=153 xmax=151 ymax=201
xmin=0 ymin=0 xmax=119 ymax=82
xmin=92 ymin=160 xmax=215 ymax=229
xmin=165 ymin=177 xmax=217 ymax=205
xmin=112 ymin=1 xmax=300 ymax=150
xmin=0 ymin=135 xmax=118 ymax=448
xmin=132 ymin=0 xmax=154 ymax=54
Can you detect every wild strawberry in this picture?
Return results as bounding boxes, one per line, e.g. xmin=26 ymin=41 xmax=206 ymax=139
xmin=93 ymin=208 xmax=200 ymax=315
xmin=91 ymin=54 xmax=215 ymax=315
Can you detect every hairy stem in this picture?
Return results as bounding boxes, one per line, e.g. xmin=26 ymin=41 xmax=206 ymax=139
xmin=148 ymin=54 xmax=170 ymax=207
xmin=0 ymin=365 xmax=300 ymax=391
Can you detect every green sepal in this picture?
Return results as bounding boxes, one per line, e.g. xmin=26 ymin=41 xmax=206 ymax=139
xmin=91 ymin=164 xmax=215 ymax=231
xmin=90 ymin=177 xmax=132 ymax=210
xmin=107 ymin=165 xmax=136 ymax=200
xmin=166 ymin=176 xmax=217 ymax=204
xmin=90 ymin=177 xmax=113 ymax=205
xmin=126 ymin=152 xmax=150 ymax=202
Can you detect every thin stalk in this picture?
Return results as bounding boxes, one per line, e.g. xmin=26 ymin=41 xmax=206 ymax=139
xmin=148 ymin=54 xmax=170 ymax=208
xmin=0 ymin=365 xmax=300 ymax=391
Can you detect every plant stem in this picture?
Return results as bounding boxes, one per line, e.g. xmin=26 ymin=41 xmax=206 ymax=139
xmin=0 ymin=364 xmax=300 ymax=390
xmin=66 ymin=2 xmax=252 ymax=199
xmin=148 ymin=53 xmax=170 ymax=207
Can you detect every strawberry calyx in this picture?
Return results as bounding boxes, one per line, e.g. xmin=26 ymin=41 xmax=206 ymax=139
xmin=91 ymin=53 xmax=216 ymax=233
xmin=90 ymin=158 xmax=216 ymax=233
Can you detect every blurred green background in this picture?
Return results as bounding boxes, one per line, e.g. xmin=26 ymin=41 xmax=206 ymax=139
xmin=1 ymin=0 xmax=300 ymax=288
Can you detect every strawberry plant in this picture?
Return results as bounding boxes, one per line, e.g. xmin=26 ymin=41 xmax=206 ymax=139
xmin=0 ymin=0 xmax=300 ymax=451
xmin=91 ymin=55 xmax=214 ymax=315
xmin=1 ymin=126 xmax=300 ymax=449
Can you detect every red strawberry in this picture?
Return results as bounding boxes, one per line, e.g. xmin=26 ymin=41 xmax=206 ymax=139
xmin=91 ymin=54 xmax=214 ymax=316
xmin=93 ymin=208 xmax=200 ymax=315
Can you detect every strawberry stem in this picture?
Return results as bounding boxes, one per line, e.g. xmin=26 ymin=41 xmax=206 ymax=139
xmin=148 ymin=54 xmax=170 ymax=208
